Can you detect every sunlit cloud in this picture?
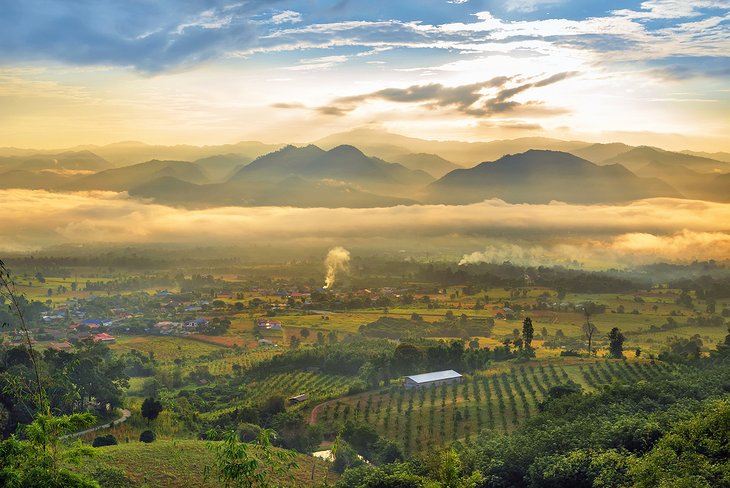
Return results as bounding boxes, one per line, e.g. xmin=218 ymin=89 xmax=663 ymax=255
xmin=307 ymin=72 xmax=575 ymax=117
xmin=2 ymin=190 xmax=730 ymax=266
xmin=270 ymin=10 xmax=303 ymax=24
xmin=0 ymin=1 xmax=727 ymax=148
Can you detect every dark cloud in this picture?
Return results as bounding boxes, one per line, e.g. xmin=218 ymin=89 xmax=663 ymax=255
xmin=316 ymin=72 xmax=575 ymax=117
xmin=333 ymin=76 xmax=511 ymax=110
xmin=0 ymin=0 xmax=278 ymax=73
xmin=647 ymin=57 xmax=730 ymax=81
xmin=473 ymin=71 xmax=577 ymax=115
xmin=317 ymin=105 xmax=351 ymax=116
xmin=318 ymin=77 xmax=508 ymax=116
xmin=271 ymin=102 xmax=306 ymax=109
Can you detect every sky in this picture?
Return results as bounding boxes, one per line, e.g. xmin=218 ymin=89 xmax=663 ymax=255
xmin=1 ymin=0 xmax=729 ymax=150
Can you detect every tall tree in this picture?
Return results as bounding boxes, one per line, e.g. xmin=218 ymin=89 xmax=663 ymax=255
xmin=582 ymin=306 xmax=599 ymax=356
xmin=141 ymin=397 xmax=163 ymax=426
xmin=608 ymin=327 xmax=626 ymax=358
xmin=522 ymin=317 xmax=534 ymax=349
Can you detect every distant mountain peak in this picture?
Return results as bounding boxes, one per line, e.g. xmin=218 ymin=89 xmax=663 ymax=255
xmin=328 ymin=144 xmax=365 ymax=156
xmin=427 ymin=149 xmax=679 ymax=204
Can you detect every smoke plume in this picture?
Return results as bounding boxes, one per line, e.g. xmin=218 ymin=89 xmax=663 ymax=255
xmin=323 ymin=246 xmax=351 ymax=289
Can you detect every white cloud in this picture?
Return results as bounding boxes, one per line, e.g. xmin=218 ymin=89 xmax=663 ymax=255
xmin=270 ymin=10 xmax=303 ymax=24
xmin=612 ymin=0 xmax=730 ymax=19
xmin=284 ymin=55 xmax=350 ymax=71
xmin=504 ymin=0 xmax=565 ymax=13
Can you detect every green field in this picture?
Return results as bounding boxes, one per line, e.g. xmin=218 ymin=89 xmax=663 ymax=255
xmin=75 ymin=439 xmax=337 ymax=487
xmin=110 ymin=335 xmax=226 ymax=360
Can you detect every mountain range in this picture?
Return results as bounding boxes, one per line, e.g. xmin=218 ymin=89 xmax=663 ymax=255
xmin=424 ymin=150 xmax=680 ymax=204
xmin=2 ymin=129 xmax=729 ymax=207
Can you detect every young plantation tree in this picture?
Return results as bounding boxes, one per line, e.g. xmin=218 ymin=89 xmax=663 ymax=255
xmin=206 ymin=428 xmax=297 ymax=488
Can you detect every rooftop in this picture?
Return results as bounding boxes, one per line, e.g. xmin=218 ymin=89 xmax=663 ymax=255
xmin=405 ymin=369 xmax=462 ymax=384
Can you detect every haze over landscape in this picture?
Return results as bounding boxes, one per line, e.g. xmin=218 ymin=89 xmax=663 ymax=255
xmin=1 ymin=2 xmax=730 ymax=487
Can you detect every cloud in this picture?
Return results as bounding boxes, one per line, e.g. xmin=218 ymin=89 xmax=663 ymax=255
xmin=0 ymin=1 xmax=274 ymax=73
xmin=497 ymin=122 xmax=544 ymax=130
xmin=647 ymin=56 xmax=730 ymax=80
xmin=459 ymin=231 xmax=730 ymax=267
xmin=612 ymin=0 xmax=730 ymax=19
xmin=270 ymin=102 xmax=306 ymax=109
xmin=475 ymin=71 xmax=577 ymax=115
xmin=315 ymin=72 xmax=574 ymax=117
xmin=283 ymin=55 xmax=349 ymax=71
xmin=1 ymin=190 xmax=730 ymax=266
xmin=270 ymin=10 xmax=302 ymax=24
xmin=503 ymin=0 xmax=565 ymax=13
xmin=4 ymin=0 xmax=728 ymax=79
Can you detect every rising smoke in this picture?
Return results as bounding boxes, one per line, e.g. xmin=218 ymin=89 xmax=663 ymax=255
xmin=323 ymin=246 xmax=351 ymax=289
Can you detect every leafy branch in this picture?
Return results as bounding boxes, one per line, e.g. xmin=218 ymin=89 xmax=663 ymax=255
xmin=0 ymin=259 xmax=48 ymax=415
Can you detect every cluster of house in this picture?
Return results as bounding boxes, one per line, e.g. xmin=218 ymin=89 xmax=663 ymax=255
xmin=151 ymin=317 xmax=209 ymax=335
xmin=255 ymin=318 xmax=282 ymax=330
xmin=67 ymin=320 xmax=118 ymax=343
xmin=40 ymin=309 xmax=68 ymax=324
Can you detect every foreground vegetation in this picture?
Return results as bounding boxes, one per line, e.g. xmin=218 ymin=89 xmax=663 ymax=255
xmin=1 ymin=253 xmax=729 ymax=486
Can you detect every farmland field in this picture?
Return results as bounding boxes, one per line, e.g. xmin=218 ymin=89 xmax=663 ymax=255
xmin=110 ymin=335 xmax=226 ymax=360
xmin=201 ymin=370 xmax=358 ymax=421
xmin=312 ymin=358 xmax=695 ymax=454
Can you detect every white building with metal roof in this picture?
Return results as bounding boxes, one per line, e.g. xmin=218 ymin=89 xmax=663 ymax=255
xmin=404 ymin=369 xmax=463 ymax=389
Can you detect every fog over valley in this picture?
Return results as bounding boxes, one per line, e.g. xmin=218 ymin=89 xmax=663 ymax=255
xmin=2 ymin=187 xmax=729 ymax=266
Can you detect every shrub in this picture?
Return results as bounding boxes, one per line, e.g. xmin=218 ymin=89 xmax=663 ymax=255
xmin=91 ymin=466 xmax=134 ymax=488
xmin=92 ymin=434 xmax=118 ymax=447
xmin=139 ymin=430 xmax=156 ymax=443
xmin=560 ymin=350 xmax=581 ymax=357
xmin=238 ymin=422 xmax=263 ymax=442
xmin=347 ymin=380 xmax=368 ymax=395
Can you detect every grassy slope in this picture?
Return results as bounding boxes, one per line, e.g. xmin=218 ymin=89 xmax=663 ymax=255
xmin=78 ymin=439 xmax=336 ymax=487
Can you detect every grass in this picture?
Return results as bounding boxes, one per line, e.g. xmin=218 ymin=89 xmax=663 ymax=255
xmin=110 ymin=335 xmax=225 ymax=361
xmin=76 ymin=439 xmax=337 ymax=487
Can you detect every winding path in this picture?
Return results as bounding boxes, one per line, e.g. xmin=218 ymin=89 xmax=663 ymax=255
xmin=309 ymin=399 xmax=339 ymax=425
xmin=63 ymin=408 xmax=132 ymax=439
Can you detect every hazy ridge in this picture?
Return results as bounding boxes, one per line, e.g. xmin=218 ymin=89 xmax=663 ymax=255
xmin=2 ymin=128 xmax=730 ymax=208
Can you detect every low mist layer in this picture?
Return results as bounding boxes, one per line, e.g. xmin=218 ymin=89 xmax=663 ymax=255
xmin=1 ymin=189 xmax=728 ymax=266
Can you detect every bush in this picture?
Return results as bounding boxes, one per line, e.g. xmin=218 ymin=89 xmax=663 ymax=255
xmin=92 ymin=434 xmax=118 ymax=447
xmin=347 ymin=380 xmax=368 ymax=395
xmin=238 ymin=422 xmax=263 ymax=442
xmin=333 ymin=440 xmax=364 ymax=473
xmin=91 ymin=466 xmax=135 ymax=488
xmin=139 ymin=430 xmax=156 ymax=443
